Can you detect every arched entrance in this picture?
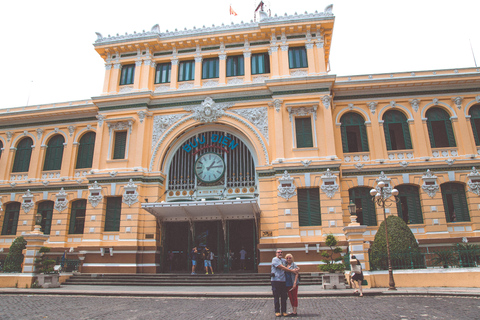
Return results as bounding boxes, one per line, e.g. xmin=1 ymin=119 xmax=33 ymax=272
xmin=143 ymin=128 xmax=260 ymax=273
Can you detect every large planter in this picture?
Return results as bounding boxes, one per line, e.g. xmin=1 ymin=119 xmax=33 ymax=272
xmin=322 ymin=272 xmax=347 ymax=289
xmin=36 ymin=273 xmax=60 ymax=288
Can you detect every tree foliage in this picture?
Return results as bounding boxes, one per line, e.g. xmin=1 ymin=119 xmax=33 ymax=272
xmin=318 ymin=234 xmax=346 ymax=273
xmin=370 ymin=215 xmax=424 ymax=270
xmin=3 ymin=236 xmax=27 ymax=273
xmin=35 ymin=247 xmax=56 ymax=274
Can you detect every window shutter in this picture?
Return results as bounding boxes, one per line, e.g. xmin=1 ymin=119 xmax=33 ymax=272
xmin=341 ymin=125 xmax=349 ymax=153
xmin=69 ymin=204 xmax=77 ymax=234
xmin=12 ymin=138 xmax=33 ymax=173
xmin=451 ymin=186 xmax=470 ymax=222
xmin=359 ymin=123 xmax=369 ymax=152
xmin=469 ymin=106 xmax=480 ymax=145
xmin=38 ymin=201 xmax=54 ymax=235
xmin=426 ymin=118 xmax=436 ymax=148
xmin=402 ymin=121 xmax=413 ymax=149
xmin=295 ymin=117 xmax=313 ymax=148
xmin=361 ymin=196 xmax=376 ymax=226
xmin=408 ymin=187 xmax=423 ymax=224
xmin=298 ymin=188 xmax=321 ymax=226
xmin=105 ymin=197 xmax=122 ymax=231
xmin=445 ymin=119 xmax=457 ymax=147
xmin=3 ymin=203 xmax=20 ymax=235
xmin=69 ymin=200 xmax=86 ymax=234
xmin=76 ymin=132 xmax=96 ymax=169
xmin=383 ymin=122 xmax=392 ymax=150
xmin=113 ymin=131 xmax=127 ymax=159
xmin=44 ymin=135 xmax=64 ymax=171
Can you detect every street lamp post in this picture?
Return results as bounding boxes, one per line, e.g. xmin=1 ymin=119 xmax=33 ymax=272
xmin=370 ymin=181 xmax=399 ymax=291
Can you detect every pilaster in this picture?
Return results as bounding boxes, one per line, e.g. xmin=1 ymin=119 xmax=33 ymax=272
xmin=133 ymin=60 xmax=143 ymax=91
xmin=170 ymin=59 xmax=179 ymax=90
xmin=321 ymin=96 xmax=336 ymax=157
xmin=102 ymin=63 xmax=113 ymax=94
xmin=219 ymin=53 xmax=227 ymax=85
xmin=109 ymin=63 xmax=121 ymax=94
xmin=243 ymin=51 xmax=252 ymax=83
xmin=194 ymin=56 xmax=202 ymax=87
xmin=306 ymin=43 xmax=316 ymax=75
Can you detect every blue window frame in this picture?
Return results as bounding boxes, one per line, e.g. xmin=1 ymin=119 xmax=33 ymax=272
xmin=202 ymin=58 xmax=219 ymax=79
xmin=226 ymin=55 xmax=244 ymax=77
xmin=178 ymin=60 xmax=195 ymax=81
xmin=288 ymin=47 xmax=308 ymax=69
xmin=155 ymin=63 xmax=171 ymax=84
xmin=119 ymin=64 xmax=135 ymax=85
xmin=251 ymin=53 xmax=270 ymax=75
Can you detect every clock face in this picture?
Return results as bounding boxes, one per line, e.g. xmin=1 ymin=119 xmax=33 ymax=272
xmin=194 ymin=152 xmax=225 ymax=183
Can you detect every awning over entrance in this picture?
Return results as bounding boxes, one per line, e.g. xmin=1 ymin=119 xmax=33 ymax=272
xmin=141 ymin=198 xmax=260 ymax=222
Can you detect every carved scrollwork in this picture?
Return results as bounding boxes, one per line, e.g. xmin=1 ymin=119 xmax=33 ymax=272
xmin=229 ymin=107 xmax=269 ymax=144
xmin=123 ymin=179 xmax=139 ymax=207
xmin=54 ymin=188 xmax=68 ymax=212
xmin=277 ymin=170 xmax=296 ymax=200
xmin=22 ymin=190 xmax=35 ymax=213
xmin=184 ymin=97 xmax=233 ymax=123
xmin=88 ymin=181 xmax=103 ymax=208
xmin=467 ymin=167 xmax=480 ymax=196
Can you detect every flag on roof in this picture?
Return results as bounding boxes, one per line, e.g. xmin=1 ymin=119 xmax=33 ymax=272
xmin=230 ymin=6 xmax=237 ymax=16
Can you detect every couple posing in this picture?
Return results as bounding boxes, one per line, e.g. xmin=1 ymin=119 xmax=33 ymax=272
xmin=271 ymin=249 xmax=300 ymax=317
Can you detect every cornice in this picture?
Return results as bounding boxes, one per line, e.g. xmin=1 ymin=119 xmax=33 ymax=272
xmin=0 ymin=116 xmax=98 ymax=131
xmin=0 ymin=185 xmax=88 ymax=194
xmin=258 ymin=166 xmax=340 ymax=177
xmin=93 ymin=10 xmax=334 ymax=47
xmin=341 ymin=164 xmax=480 ymax=177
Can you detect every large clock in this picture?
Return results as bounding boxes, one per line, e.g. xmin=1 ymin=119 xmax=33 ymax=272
xmin=194 ymin=152 xmax=225 ymax=183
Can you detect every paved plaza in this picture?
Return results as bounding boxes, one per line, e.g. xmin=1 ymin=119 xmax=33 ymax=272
xmin=0 ymin=295 xmax=479 ymax=320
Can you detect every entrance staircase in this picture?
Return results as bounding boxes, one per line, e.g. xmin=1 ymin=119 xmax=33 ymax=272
xmin=63 ymin=273 xmax=323 ymax=287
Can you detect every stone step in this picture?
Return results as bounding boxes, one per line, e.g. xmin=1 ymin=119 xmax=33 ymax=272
xmin=63 ymin=273 xmax=323 ymax=287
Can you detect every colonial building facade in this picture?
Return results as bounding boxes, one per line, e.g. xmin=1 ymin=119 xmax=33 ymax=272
xmin=1 ymin=6 xmax=479 ymax=273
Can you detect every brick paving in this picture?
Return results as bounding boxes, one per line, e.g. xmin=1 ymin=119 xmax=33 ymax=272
xmin=0 ymin=295 xmax=479 ymax=320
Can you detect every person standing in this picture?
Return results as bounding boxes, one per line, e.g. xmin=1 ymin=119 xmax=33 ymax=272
xmin=350 ymin=255 xmax=364 ymax=297
xmin=271 ymin=249 xmax=299 ymax=317
xmin=190 ymin=247 xmax=198 ymax=275
xmin=285 ymin=254 xmax=300 ymax=316
xmin=203 ymin=246 xmax=214 ymax=275
xmin=239 ymin=247 xmax=247 ymax=271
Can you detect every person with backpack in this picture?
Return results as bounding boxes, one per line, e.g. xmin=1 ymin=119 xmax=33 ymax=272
xmin=204 ymin=246 xmax=214 ymax=274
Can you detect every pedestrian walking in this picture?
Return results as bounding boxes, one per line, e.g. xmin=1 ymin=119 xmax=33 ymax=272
xmin=350 ymin=255 xmax=364 ymax=297
xmin=190 ymin=247 xmax=198 ymax=275
xmin=271 ymin=249 xmax=299 ymax=317
xmin=285 ymin=253 xmax=300 ymax=316
xmin=203 ymin=246 xmax=214 ymax=274
xmin=239 ymin=246 xmax=247 ymax=271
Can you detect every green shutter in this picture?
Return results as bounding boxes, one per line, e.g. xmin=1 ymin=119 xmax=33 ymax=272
xmin=105 ymin=197 xmax=122 ymax=231
xmin=295 ymin=117 xmax=313 ymax=148
xmin=76 ymin=132 xmax=96 ymax=169
xmin=341 ymin=125 xmax=349 ymax=153
xmin=445 ymin=119 xmax=457 ymax=147
xmin=298 ymin=188 xmax=321 ymax=226
xmin=2 ymin=202 xmax=20 ymax=235
xmin=38 ymin=201 xmax=54 ymax=235
xmin=69 ymin=199 xmax=86 ymax=234
xmin=442 ymin=183 xmax=470 ymax=223
xmin=113 ymin=131 xmax=127 ymax=159
xmin=383 ymin=122 xmax=392 ymax=150
xmin=396 ymin=185 xmax=423 ymax=224
xmin=43 ymin=135 xmax=64 ymax=171
xmin=402 ymin=121 xmax=413 ymax=149
xmin=359 ymin=123 xmax=369 ymax=152
xmin=350 ymin=188 xmax=376 ymax=226
xmin=426 ymin=117 xmax=436 ymax=148
xmin=12 ymin=138 xmax=33 ymax=173
xmin=469 ymin=106 xmax=480 ymax=145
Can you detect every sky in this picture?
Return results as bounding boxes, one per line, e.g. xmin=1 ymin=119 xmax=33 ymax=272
xmin=0 ymin=0 xmax=479 ymax=109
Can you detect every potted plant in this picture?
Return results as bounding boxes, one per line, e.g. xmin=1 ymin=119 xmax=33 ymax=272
xmin=318 ymin=234 xmax=347 ymax=289
xmin=35 ymin=247 xmax=60 ymax=288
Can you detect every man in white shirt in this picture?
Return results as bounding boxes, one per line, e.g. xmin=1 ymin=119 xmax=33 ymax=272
xmin=239 ymin=247 xmax=247 ymax=271
xmin=271 ymin=249 xmax=299 ymax=317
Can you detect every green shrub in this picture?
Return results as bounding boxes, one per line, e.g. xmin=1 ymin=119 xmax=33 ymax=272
xmin=370 ymin=215 xmax=424 ymax=270
xmin=432 ymin=249 xmax=458 ymax=268
xmin=3 ymin=237 xmax=27 ymax=273
xmin=456 ymin=243 xmax=480 ymax=267
xmin=318 ymin=234 xmax=346 ymax=273
xmin=35 ymin=247 xmax=56 ymax=274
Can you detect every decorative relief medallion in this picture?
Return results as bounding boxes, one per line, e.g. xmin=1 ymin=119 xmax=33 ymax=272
xmin=151 ymin=114 xmax=187 ymax=150
xmin=290 ymin=70 xmax=308 ymax=77
xmin=96 ymin=115 xmax=105 ymax=127
xmin=321 ymin=169 xmax=339 ymax=199
xmin=321 ymin=95 xmax=331 ymax=110
xmin=410 ymin=99 xmax=420 ymax=112
xmin=227 ymin=78 xmax=244 ymax=85
xmin=202 ymin=80 xmax=219 ymax=88
xmin=137 ymin=110 xmax=147 ymax=123
xmin=88 ymin=181 xmax=103 ymax=208
xmin=277 ymin=170 xmax=296 ymax=200
xmin=229 ymin=107 xmax=269 ymax=144
xmin=22 ymin=190 xmax=35 ymax=213
xmin=119 ymin=86 xmax=133 ymax=93
xmin=6 ymin=132 xmax=13 ymax=142
xmin=422 ymin=170 xmax=439 ymax=198
xmin=178 ymin=82 xmax=194 ymax=90
xmin=123 ymin=179 xmax=139 ymax=207
xmin=301 ymin=160 xmax=312 ymax=167
xmin=68 ymin=126 xmax=76 ymax=137
xmin=54 ymin=188 xmax=68 ymax=212
xmin=287 ymin=105 xmax=317 ymax=122
xmin=452 ymin=97 xmax=463 ymax=109
xmin=467 ymin=167 xmax=480 ymax=196
xmin=184 ymin=97 xmax=233 ymax=123
xmin=367 ymin=101 xmax=378 ymax=114
xmin=154 ymin=85 xmax=169 ymax=92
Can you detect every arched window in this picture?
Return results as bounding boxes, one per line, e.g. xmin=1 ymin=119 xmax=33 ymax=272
xmin=76 ymin=132 xmax=96 ymax=169
xmin=12 ymin=137 xmax=33 ymax=173
xmin=340 ymin=112 xmax=369 ymax=153
xmin=395 ymin=185 xmax=423 ymax=224
xmin=2 ymin=202 xmax=20 ymax=235
xmin=37 ymin=201 xmax=54 ymax=235
xmin=43 ymin=135 xmax=65 ymax=171
xmin=383 ymin=110 xmax=412 ymax=150
xmin=441 ymin=183 xmax=470 ymax=222
xmin=69 ymin=199 xmax=86 ymax=234
xmin=349 ymin=187 xmax=376 ymax=226
xmin=468 ymin=104 xmax=480 ymax=146
xmin=426 ymin=107 xmax=456 ymax=148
